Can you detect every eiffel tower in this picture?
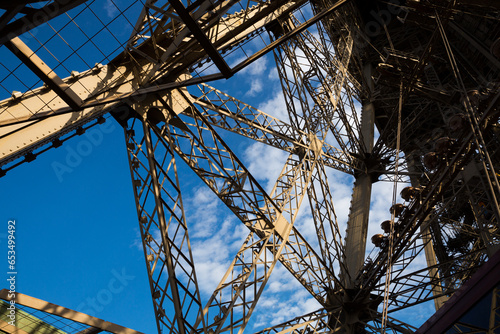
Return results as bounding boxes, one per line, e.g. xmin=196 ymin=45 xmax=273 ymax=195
xmin=1 ymin=0 xmax=499 ymax=333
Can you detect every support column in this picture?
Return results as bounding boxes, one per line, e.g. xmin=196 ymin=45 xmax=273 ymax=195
xmin=343 ymin=101 xmax=375 ymax=288
xmin=141 ymin=120 xmax=188 ymax=334
xmin=122 ymin=112 xmax=205 ymax=334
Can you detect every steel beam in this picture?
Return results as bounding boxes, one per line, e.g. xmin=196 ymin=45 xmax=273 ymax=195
xmin=406 ymin=156 xmax=448 ymax=310
xmin=0 ymin=4 xmax=23 ymax=31
xmin=190 ymin=84 xmax=358 ymax=174
xmin=5 ymin=37 xmax=83 ymax=110
xmin=150 ymin=107 xmax=336 ymax=303
xmin=167 ymin=0 xmax=232 ymax=78
xmin=122 ymin=95 xmax=205 ymax=334
xmin=0 ymin=0 xmax=89 ymax=45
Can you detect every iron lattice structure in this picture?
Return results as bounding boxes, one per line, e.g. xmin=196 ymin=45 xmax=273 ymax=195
xmin=1 ymin=0 xmax=500 ymax=333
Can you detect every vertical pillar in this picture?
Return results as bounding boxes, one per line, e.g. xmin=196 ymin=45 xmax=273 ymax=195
xmin=343 ymin=101 xmax=375 ymax=288
xmin=142 ymin=120 xmax=187 ymax=334
xmin=342 ymin=64 xmax=375 ymax=288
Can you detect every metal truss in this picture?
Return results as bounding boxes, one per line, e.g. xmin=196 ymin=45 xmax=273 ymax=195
xmin=1 ymin=0 xmax=500 ymax=334
xmin=120 ymin=94 xmax=340 ymax=332
xmin=253 ymin=308 xmax=339 ymax=334
xmin=125 ymin=116 xmax=205 ymax=334
xmin=154 ymin=99 xmax=338 ymax=299
xmin=189 ymin=83 xmax=359 ymax=174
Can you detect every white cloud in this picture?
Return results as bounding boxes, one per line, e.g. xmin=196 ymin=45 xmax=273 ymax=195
xmin=243 ymin=142 xmax=289 ymax=193
xmin=186 ymin=187 xmax=220 ymax=239
xmin=130 ymin=228 xmax=144 ymax=251
xmin=268 ymin=68 xmax=279 ymax=81
xmin=257 ymin=92 xmax=289 ymax=123
xmin=250 ymin=263 xmax=322 ymax=330
xmin=241 ymin=57 xmax=268 ymax=76
xmin=104 ymin=0 xmax=119 ymax=18
xmin=194 ymin=260 xmax=231 ymax=295
xmin=182 ymin=185 xmax=253 ymax=296
xmin=246 ymin=79 xmax=263 ymax=96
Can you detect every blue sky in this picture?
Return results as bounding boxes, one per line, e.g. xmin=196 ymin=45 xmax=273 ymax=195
xmin=0 ymin=1 xmax=436 ymax=333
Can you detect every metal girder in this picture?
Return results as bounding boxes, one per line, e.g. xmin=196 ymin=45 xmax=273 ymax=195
xmin=0 ymin=62 xmax=139 ymax=168
xmin=127 ymin=0 xmax=236 ymax=85
xmin=272 ymin=20 xmax=361 ymax=154
xmin=363 ymin=143 xmax=475 ymax=290
xmin=148 ymin=101 xmax=336 ymax=304
xmin=190 ymin=83 xmax=359 ymax=174
xmin=342 ymin=98 xmax=375 ymax=288
xmin=448 ymin=22 xmax=500 ymax=71
xmin=359 ymin=97 xmax=499 ymax=306
xmin=126 ymin=0 xmax=308 ymax=86
xmin=0 ymin=4 xmax=24 ymax=31
xmin=139 ymin=89 xmax=343 ymax=313
xmin=189 ymin=145 xmax=323 ymax=334
xmin=371 ymin=28 xmax=442 ymax=158
xmin=167 ymin=0 xmax=232 ymax=77
xmin=0 ymin=0 xmax=89 ymax=45
xmin=252 ymin=308 xmax=339 ymax=334
xmin=136 ymin=114 xmax=336 ymax=334
xmin=5 ymin=37 xmax=83 ymax=110
xmin=464 ymin=162 xmax=500 ymax=257
xmin=372 ymin=248 xmax=484 ymax=313
xmin=352 ymin=5 xmax=500 ymax=322
xmin=125 ymin=0 xmax=349 ymax=87
xmin=362 ymin=312 xmax=417 ymax=334
xmin=435 ymin=10 xmax=500 ymax=225
xmin=230 ymin=0 xmax=348 ymax=74
xmin=307 ymin=162 xmax=347 ymax=275
xmin=406 ymin=156 xmax=449 ymax=310
xmin=270 ymin=13 xmax=366 ymax=291
xmin=124 ymin=117 xmax=205 ymax=334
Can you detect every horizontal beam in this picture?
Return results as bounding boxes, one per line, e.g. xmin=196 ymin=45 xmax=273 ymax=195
xmin=6 ymin=37 xmax=83 ymax=110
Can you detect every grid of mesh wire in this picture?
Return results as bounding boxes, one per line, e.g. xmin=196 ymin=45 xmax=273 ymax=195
xmin=0 ymin=0 xmax=145 ymax=103
xmin=1 ymin=299 xmax=118 ymax=333
xmin=0 ymin=0 xmax=319 ymax=111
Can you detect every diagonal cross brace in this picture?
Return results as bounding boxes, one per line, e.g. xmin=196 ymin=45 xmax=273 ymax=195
xmin=168 ymin=0 xmax=232 ymax=78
